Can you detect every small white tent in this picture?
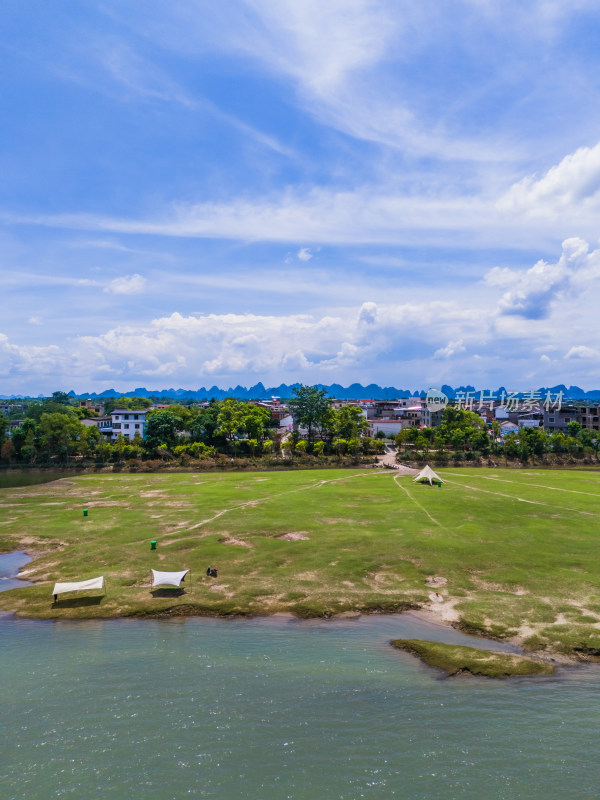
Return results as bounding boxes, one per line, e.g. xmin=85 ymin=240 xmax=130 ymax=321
xmin=151 ymin=569 xmax=190 ymax=589
xmin=413 ymin=465 xmax=444 ymax=485
xmin=52 ymin=576 xmax=105 ymax=600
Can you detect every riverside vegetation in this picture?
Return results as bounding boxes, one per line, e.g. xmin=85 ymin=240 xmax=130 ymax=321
xmin=391 ymin=639 xmax=555 ymax=677
xmin=0 ymin=387 xmax=384 ymax=470
xmin=1 ymin=467 xmax=599 ymax=674
xmin=3 ymin=390 xmax=600 ymax=474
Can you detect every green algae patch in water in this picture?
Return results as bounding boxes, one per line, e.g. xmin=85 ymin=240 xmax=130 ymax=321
xmin=391 ymin=638 xmax=555 ymax=678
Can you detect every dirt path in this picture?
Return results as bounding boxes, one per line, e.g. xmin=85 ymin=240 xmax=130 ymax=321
xmin=393 ymin=473 xmax=446 ymax=529
xmin=441 ymin=475 xmax=596 ymax=516
xmin=475 ymin=474 xmax=600 ymax=498
xmin=182 ymin=470 xmax=389 ymax=536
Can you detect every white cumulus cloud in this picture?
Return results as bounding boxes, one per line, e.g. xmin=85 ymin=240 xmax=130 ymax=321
xmin=297 ymin=247 xmax=313 ymax=261
xmin=434 ymin=339 xmax=466 ymax=359
xmin=565 ymin=345 xmax=598 ymax=359
xmin=104 ymin=274 xmax=146 ymax=295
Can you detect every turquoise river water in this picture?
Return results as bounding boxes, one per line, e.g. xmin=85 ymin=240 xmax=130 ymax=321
xmin=1 ymin=612 xmax=599 ymax=800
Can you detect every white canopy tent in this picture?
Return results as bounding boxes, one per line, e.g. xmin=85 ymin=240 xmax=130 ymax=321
xmin=151 ymin=568 xmax=190 ymax=589
xmin=52 ymin=576 xmax=105 ymax=600
xmin=413 ymin=465 xmax=444 ymax=485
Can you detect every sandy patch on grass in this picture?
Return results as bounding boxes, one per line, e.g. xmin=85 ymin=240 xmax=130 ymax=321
xmin=426 ymin=576 xmax=448 ymax=587
xmin=516 ymin=623 xmax=537 ymax=640
xmin=428 ymin=596 xmax=459 ymax=621
xmin=342 ymin=580 xmax=355 ymax=587
xmin=278 ymin=531 xmax=310 ymax=541
xmin=569 ymin=602 xmax=600 ymax=622
xmin=295 ymin=571 xmax=318 ymax=581
xmin=219 ymin=535 xmax=251 ymax=547
xmin=321 ymin=517 xmax=367 ymax=525
xmin=209 ymin=583 xmax=234 ymax=597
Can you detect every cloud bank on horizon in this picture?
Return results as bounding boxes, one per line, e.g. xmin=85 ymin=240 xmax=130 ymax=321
xmin=2 ymin=0 xmax=600 ymax=394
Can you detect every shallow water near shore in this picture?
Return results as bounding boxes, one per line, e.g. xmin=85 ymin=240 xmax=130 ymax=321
xmin=0 ymin=469 xmax=76 ymax=489
xmin=2 ymin=614 xmax=598 ymax=799
xmin=0 ymin=551 xmax=32 ymax=591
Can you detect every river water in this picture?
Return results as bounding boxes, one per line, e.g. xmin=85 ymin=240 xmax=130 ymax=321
xmin=1 ymin=612 xmax=598 ymax=800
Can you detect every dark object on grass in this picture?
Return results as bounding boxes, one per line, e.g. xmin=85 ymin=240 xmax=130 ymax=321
xmin=206 ymin=566 xmax=211 ymax=576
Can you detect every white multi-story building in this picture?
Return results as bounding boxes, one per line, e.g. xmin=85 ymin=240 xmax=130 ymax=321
xmin=110 ymin=408 xmax=148 ymax=440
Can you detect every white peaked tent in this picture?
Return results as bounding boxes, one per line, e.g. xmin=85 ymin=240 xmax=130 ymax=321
xmin=52 ymin=576 xmax=105 ymax=600
xmin=413 ymin=465 xmax=444 ymax=485
xmin=151 ymin=568 xmax=190 ymax=589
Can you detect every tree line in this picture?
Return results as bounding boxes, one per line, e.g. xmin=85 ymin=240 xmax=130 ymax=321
xmin=0 ymin=386 xmax=385 ymax=467
xmin=395 ymin=407 xmax=599 ymax=463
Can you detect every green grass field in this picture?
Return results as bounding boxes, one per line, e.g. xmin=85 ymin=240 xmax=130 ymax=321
xmin=1 ymin=467 xmax=599 ymax=659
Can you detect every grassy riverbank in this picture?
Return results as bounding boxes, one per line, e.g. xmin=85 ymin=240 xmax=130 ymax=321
xmin=1 ymin=467 xmax=599 ymax=660
xmin=391 ymin=639 xmax=555 ymax=677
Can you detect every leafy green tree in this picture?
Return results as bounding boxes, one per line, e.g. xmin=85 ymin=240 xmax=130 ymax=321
xmin=12 ymin=419 xmax=38 ymax=463
xmin=145 ymin=410 xmax=180 ymax=449
xmin=519 ymin=427 xmax=548 ymax=456
xmin=503 ymin=433 xmax=519 ymax=460
xmin=242 ymin=406 xmax=272 ymax=441
xmin=189 ymin=403 xmax=222 ymax=445
xmin=415 ymin=433 xmax=430 ymax=453
xmin=332 ymin=437 xmax=347 ymax=456
xmin=395 ymin=427 xmax=420 ymax=448
xmin=437 ymin=406 xmax=486 ymax=450
xmin=471 ymin=429 xmax=491 ymax=454
xmin=50 ymin=391 xmax=72 ymax=405
xmin=39 ymin=412 xmax=83 ymax=462
xmin=567 ymin=421 xmax=582 ymax=439
xmin=288 ymin=385 xmax=330 ymax=445
xmin=347 ymin=437 xmax=361 ymax=455
xmin=295 ymin=440 xmax=308 ymax=453
xmin=104 ymin=396 xmax=153 ymax=414
xmin=217 ymin=398 xmax=245 ymax=440
xmin=549 ymin=432 xmax=567 ymax=454
xmin=491 ymin=420 xmax=501 ymax=453
xmin=0 ymin=412 xmax=6 ymax=443
xmin=112 ymin=433 xmax=127 ymax=461
xmin=334 ymin=406 xmax=368 ymax=440
xmin=26 ymin=400 xmax=79 ymax=422
xmin=313 ymin=440 xmax=325 ymax=457
xmin=81 ymin=425 xmax=102 ymax=457
xmin=165 ymin=404 xmax=196 ymax=430
xmin=449 ymin=430 xmax=466 ymax=451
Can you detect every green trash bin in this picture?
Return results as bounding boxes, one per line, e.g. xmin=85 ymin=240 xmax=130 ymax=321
xmin=150 ymin=540 xmax=157 ymax=550
xmin=83 ymin=509 xmax=88 ymax=517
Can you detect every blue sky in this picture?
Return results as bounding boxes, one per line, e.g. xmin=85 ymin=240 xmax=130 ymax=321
xmin=3 ymin=0 xmax=600 ymax=395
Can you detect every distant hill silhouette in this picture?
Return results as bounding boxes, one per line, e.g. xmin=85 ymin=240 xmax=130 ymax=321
xmin=3 ymin=382 xmax=599 ymax=402
xmin=2 ymin=382 xmax=597 ymax=401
